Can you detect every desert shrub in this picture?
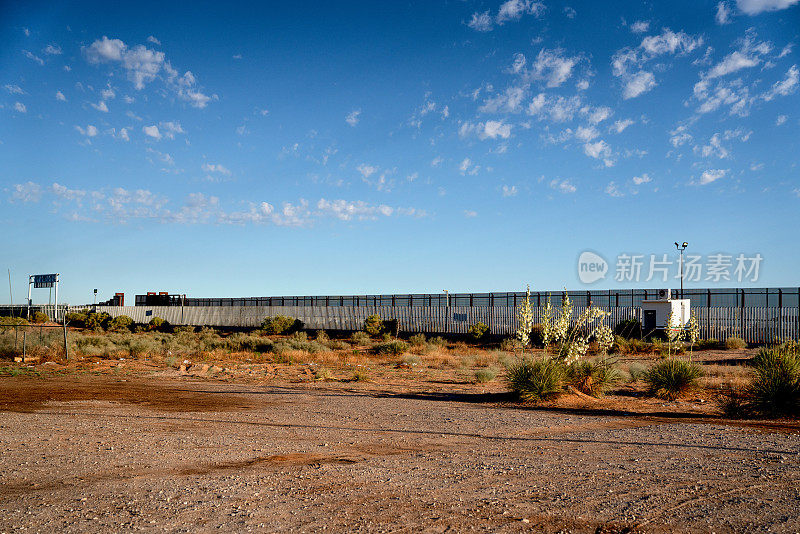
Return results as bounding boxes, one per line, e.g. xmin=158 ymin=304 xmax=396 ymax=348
xmin=506 ymin=357 xmax=564 ymax=402
xmin=468 ymin=322 xmax=489 ymax=341
xmin=122 ymin=336 xmax=163 ymax=358
xmin=409 ymin=333 xmax=426 ymax=346
xmin=31 ymin=311 xmax=49 ymax=324
xmin=612 ymin=335 xmax=630 ymax=354
xmin=148 ymin=317 xmax=168 ymax=331
xmin=373 ymin=340 xmax=409 ymax=356
xmin=695 ymin=338 xmax=721 ymax=350
xmin=324 ymin=340 xmax=350 ymax=351
xmin=429 ymin=336 xmax=447 ymax=348
xmin=225 ymin=333 xmax=273 ymax=353
xmin=626 ymin=362 xmax=648 ymax=382
xmin=725 ymin=337 xmax=747 ymax=350
xmin=566 ymin=359 xmax=621 ymax=397
xmin=350 ymin=369 xmax=370 ymax=382
xmin=747 ymin=345 xmax=800 ymax=417
xmin=173 ymin=325 xmax=195 ymax=334
xmin=500 ymin=338 xmax=520 ymax=352
xmin=314 ymin=366 xmax=333 ymax=380
xmin=290 ymin=331 xmax=308 ymax=342
xmin=401 ymin=354 xmax=421 ymax=366
xmin=350 ymin=331 xmax=371 ymax=345
xmin=383 ymin=319 xmax=400 ymax=337
xmin=530 ymin=323 xmax=545 ymax=347
xmin=107 ymin=315 xmax=134 ymax=332
xmin=261 ymin=315 xmax=299 ymax=335
xmin=315 ymin=330 xmax=329 ymax=342
xmin=628 ymin=338 xmax=654 ymax=354
xmin=645 ymin=359 xmax=703 ymax=400
xmin=474 ymin=368 xmax=497 ymax=383
xmin=614 ymin=319 xmax=642 ymax=339
xmin=64 ymin=312 xmax=87 ymax=327
xmin=364 ymin=314 xmax=384 ymax=336
xmin=716 ymin=384 xmax=752 ymax=418
xmin=75 ymin=335 xmax=119 ymax=357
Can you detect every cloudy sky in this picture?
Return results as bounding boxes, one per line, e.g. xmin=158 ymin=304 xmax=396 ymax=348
xmin=2 ymin=0 xmax=799 ymax=304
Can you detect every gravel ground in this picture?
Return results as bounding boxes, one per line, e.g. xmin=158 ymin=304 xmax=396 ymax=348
xmin=1 ymin=376 xmax=798 ymax=533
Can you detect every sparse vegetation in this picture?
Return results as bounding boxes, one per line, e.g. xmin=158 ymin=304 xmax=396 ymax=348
xmin=747 ymin=344 xmax=799 ymax=417
xmin=565 ymin=358 xmax=621 ymax=397
xmin=725 ymin=337 xmax=747 ymax=350
xmin=31 ymin=311 xmax=50 ymax=324
xmin=474 ymin=368 xmax=497 ymax=383
xmin=364 ymin=314 xmax=384 ymax=336
xmin=350 ymin=331 xmax=371 ymax=345
xmin=261 ymin=315 xmax=299 ymax=335
xmin=373 ymin=340 xmax=408 ymax=356
xmin=409 ymin=333 xmax=426 ymax=346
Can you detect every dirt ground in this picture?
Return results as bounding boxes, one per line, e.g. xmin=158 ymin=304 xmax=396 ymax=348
xmin=1 ymin=367 xmax=799 ymax=533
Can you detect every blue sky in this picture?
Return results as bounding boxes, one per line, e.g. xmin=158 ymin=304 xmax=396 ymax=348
xmin=2 ymin=0 xmax=799 ymax=305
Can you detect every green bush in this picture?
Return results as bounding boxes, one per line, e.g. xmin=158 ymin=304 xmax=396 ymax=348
xmin=409 ymin=333 xmax=426 ymax=346
xmin=429 ymin=336 xmax=447 ymax=348
xmin=725 ymin=337 xmax=747 ymax=350
xmin=474 ymin=368 xmax=497 ymax=383
xmin=315 ymin=330 xmax=329 ymax=342
xmin=32 ymin=311 xmax=49 ymax=324
xmin=173 ymin=325 xmax=195 ymax=334
xmin=261 ymin=315 xmax=300 ymax=335
xmin=364 ymin=314 xmax=383 ymax=336
xmin=506 ymin=357 xmax=564 ymax=402
xmin=84 ymin=312 xmax=111 ymax=331
xmin=614 ymin=319 xmax=642 ymax=339
xmin=645 ymin=359 xmax=703 ymax=400
xmin=148 ymin=317 xmax=168 ymax=331
xmin=500 ymin=338 xmax=521 ymax=352
xmin=626 ymin=362 xmax=648 ymax=382
xmin=350 ymin=331 xmax=371 ymax=345
xmin=0 ymin=316 xmax=28 ymax=325
xmin=65 ymin=312 xmax=87 ymax=327
xmin=748 ymin=345 xmax=800 ymax=417
xmin=468 ymin=322 xmax=489 ymax=341
xmin=566 ymin=359 xmax=621 ymax=397
xmin=530 ymin=323 xmax=545 ymax=347
xmin=373 ymin=340 xmax=409 ymax=356
xmin=107 ymin=315 xmax=134 ymax=332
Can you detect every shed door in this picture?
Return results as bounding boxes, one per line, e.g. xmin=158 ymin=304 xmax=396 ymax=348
xmin=643 ymin=310 xmax=657 ymax=335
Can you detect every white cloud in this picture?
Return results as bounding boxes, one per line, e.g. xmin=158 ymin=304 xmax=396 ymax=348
xmin=706 ymin=51 xmax=761 ymax=79
xmin=467 ymin=11 xmax=493 ymax=31
xmin=22 ymin=50 xmax=44 ymax=65
xmin=91 ymin=100 xmax=109 ymax=112
xmin=640 ymin=29 xmax=703 ymax=56
xmin=736 ymin=0 xmax=800 ymax=15
xmin=101 ymin=88 xmax=116 ymax=100
xmin=356 ymin=163 xmax=378 ymax=178
xmin=142 ymin=125 xmax=161 ymax=139
xmin=586 ymin=106 xmax=613 ymax=124
xmin=147 ymin=35 xmax=161 ymax=45
xmin=51 ymin=183 xmax=86 ymax=202
xmin=4 ymin=84 xmax=24 ymax=94
xmin=459 ymin=158 xmax=477 ymax=175
xmin=605 ymin=181 xmax=624 ymax=197
xmin=699 ymin=169 xmax=728 ymax=184
xmin=564 ymin=6 xmax=576 ymax=18
xmin=10 ymin=182 xmax=41 ymax=202
xmin=695 ymin=133 xmax=730 ymax=158
xmin=13 ymin=102 xmax=26 ymax=113
xmin=202 ymin=163 xmax=232 ymax=176
xmin=630 ymin=20 xmax=650 ymax=33
xmin=549 ymin=179 xmax=576 ymax=193
xmin=497 ymin=0 xmax=546 ymax=23
xmin=612 ymin=119 xmax=634 ymax=133
xmin=463 ymin=210 xmax=478 ymax=218
xmin=528 ymin=48 xmax=580 ymax=88
xmin=44 ymin=44 xmax=62 ymax=55
xmin=479 ymin=85 xmax=526 ymax=113
xmin=159 ymin=121 xmax=185 ymax=139
xmin=84 ymin=36 xmax=212 ymax=108
xmin=117 ymin=128 xmax=130 ymax=141
xmin=576 ymin=79 xmax=590 ymax=90
xmin=716 ymin=2 xmax=733 ymax=23
xmin=75 ymin=125 xmax=99 ymax=137
xmin=482 ymin=120 xmax=512 ymax=139
xmin=526 ymin=93 xmax=583 ymax=122
xmin=632 ymin=173 xmax=652 ymax=185
xmin=622 ymin=70 xmax=656 ymax=99
xmin=56 ymin=91 xmax=66 ymax=101
xmin=575 ymin=125 xmax=599 ymax=141
xmin=776 ymin=114 xmax=788 ymax=125
xmin=345 ymin=109 xmax=361 ymax=126
xmin=502 ymin=185 xmax=518 ymax=197
xmin=584 ymin=139 xmax=612 ymax=161
xmin=762 ymin=65 xmax=799 ymax=100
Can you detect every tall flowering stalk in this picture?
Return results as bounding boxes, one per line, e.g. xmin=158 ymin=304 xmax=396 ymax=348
xmin=540 ymin=290 xmax=612 ymax=364
xmin=516 ymin=285 xmax=534 ymax=355
xmin=686 ymin=311 xmax=700 ymax=359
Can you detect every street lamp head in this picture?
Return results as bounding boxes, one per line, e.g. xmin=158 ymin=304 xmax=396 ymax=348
xmin=682 ymin=242 xmax=688 ymax=249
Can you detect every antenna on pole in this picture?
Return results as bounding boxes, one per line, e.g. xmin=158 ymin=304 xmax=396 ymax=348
xmin=7 ymin=268 xmax=12 ymax=307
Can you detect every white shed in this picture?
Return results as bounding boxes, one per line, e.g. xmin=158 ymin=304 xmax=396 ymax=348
xmin=642 ymin=297 xmax=690 ymax=335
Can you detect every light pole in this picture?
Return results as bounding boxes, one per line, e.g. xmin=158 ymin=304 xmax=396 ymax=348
xmin=443 ymin=290 xmax=450 ymax=335
xmin=674 ymin=242 xmax=688 ymax=298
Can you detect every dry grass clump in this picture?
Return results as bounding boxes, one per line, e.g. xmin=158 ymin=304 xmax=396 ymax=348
xmin=506 ymin=357 xmax=564 ymax=402
xmin=725 ymin=337 xmax=747 ymax=350
xmin=645 ymin=359 xmax=703 ymax=400
xmin=565 ymin=358 xmax=621 ymax=397
xmin=474 ymin=368 xmax=497 ymax=383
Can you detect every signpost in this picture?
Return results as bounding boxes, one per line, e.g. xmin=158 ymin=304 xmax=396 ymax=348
xmin=27 ymin=273 xmax=60 ymax=321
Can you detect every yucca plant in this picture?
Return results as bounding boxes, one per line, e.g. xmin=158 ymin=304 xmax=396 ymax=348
xmin=566 ymin=358 xmax=621 ymax=397
xmin=506 ymin=357 xmax=564 ymax=402
xmin=645 ymin=358 xmax=703 ymax=400
xmin=748 ymin=345 xmax=800 ymax=417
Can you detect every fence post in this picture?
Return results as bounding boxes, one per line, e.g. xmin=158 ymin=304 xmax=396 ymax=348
xmin=62 ymin=320 xmax=69 ymax=360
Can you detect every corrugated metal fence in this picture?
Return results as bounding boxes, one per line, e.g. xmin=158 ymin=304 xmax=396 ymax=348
xmin=77 ymin=304 xmax=799 ymax=343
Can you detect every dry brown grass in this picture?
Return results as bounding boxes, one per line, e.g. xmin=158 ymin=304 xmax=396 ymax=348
xmin=700 ymin=364 xmax=751 ymax=390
